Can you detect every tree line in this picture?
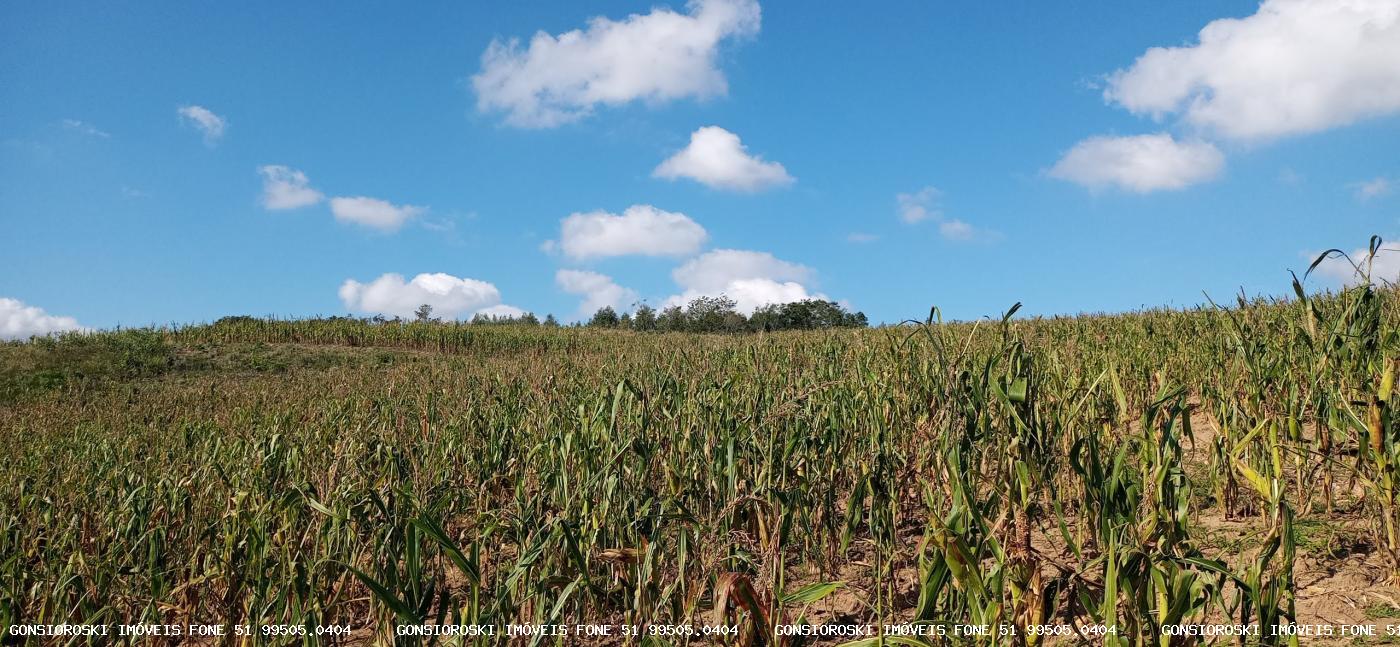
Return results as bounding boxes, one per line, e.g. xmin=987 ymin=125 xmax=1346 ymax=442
xmin=411 ymin=296 xmax=869 ymax=332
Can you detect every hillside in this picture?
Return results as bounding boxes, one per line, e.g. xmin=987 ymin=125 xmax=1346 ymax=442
xmin=2 ymin=282 xmax=1399 ymax=644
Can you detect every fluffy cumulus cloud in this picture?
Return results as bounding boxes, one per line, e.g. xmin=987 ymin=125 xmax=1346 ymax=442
xmin=0 ymin=297 xmax=86 ymax=341
xmin=666 ymin=279 xmax=822 ymax=315
xmin=664 ymin=249 xmax=824 ymax=314
xmin=339 ymin=273 xmax=518 ymax=319
xmin=556 ymin=269 xmax=638 ymax=319
xmin=258 ymin=165 xmax=324 ymax=210
xmin=653 ymin=126 xmax=793 ymax=191
xmin=177 ymin=105 xmax=226 ymax=144
xmin=329 ymin=196 xmax=423 ymax=231
xmin=549 ymin=204 xmax=707 ymax=260
xmin=672 ymin=249 xmax=812 ymax=291
xmin=1048 ymin=134 xmax=1224 ymax=193
xmin=1310 ymin=243 xmax=1400 ymax=286
xmin=472 ymin=0 xmax=760 ymax=127
xmin=1105 ymin=0 xmax=1400 ymax=141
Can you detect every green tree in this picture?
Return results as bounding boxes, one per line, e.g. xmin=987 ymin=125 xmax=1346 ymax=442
xmin=657 ymin=305 xmax=686 ymax=332
xmin=631 ymin=303 xmax=658 ymax=331
xmin=685 ymin=295 xmax=745 ymax=333
xmin=750 ymin=299 xmax=869 ymax=331
xmin=588 ymin=306 xmax=621 ymax=328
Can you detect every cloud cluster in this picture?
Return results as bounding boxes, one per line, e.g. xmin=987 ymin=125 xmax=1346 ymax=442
xmin=556 ymin=269 xmax=638 ymax=319
xmin=538 ymin=203 xmax=843 ymax=317
xmin=896 ymin=187 xmax=990 ymax=240
xmin=1053 ymin=0 xmax=1398 ymax=194
xmin=1048 ymin=134 xmax=1224 ymax=193
xmin=329 ymin=196 xmax=424 ymax=232
xmin=338 ymin=273 xmax=519 ymax=320
xmin=0 ymin=297 xmax=86 ymax=341
xmin=177 ymin=105 xmax=226 ymax=144
xmin=653 ymin=126 xmax=792 ymax=191
xmin=549 ymin=205 xmax=708 ymax=259
xmin=1105 ymin=0 xmax=1400 ymax=142
xmin=256 ymin=167 xmax=422 ymax=231
xmin=258 ymin=165 xmax=325 ymax=210
xmin=664 ymin=249 xmax=823 ymax=314
xmin=472 ymin=0 xmax=760 ymax=127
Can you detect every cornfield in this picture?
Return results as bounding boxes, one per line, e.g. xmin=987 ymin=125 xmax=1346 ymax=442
xmin=1 ymin=245 xmax=1397 ymax=645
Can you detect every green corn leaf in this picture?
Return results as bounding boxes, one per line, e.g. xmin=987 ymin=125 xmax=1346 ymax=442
xmin=343 ymin=563 xmax=421 ymax=625
xmin=781 ymin=581 xmax=844 ymax=606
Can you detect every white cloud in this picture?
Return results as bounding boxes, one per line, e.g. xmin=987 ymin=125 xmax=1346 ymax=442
xmin=556 ymin=269 xmax=638 ymax=319
xmin=672 ymin=249 xmax=812 ymax=292
xmin=664 ymin=249 xmax=825 ymax=314
xmin=329 ymin=196 xmax=423 ymax=231
xmin=1048 ymin=133 xmax=1224 ymax=193
xmin=550 ymin=204 xmax=707 ymax=260
xmin=665 ymin=278 xmax=822 ymax=315
xmin=895 ymin=187 xmax=992 ymax=241
xmin=177 ymin=105 xmax=226 ymax=144
xmin=62 ymin=119 xmax=109 ymax=138
xmin=653 ymin=126 xmax=793 ymax=191
xmin=0 ymin=297 xmax=86 ymax=341
xmin=939 ymin=219 xmax=975 ymax=241
xmin=258 ymin=165 xmax=325 ymax=210
xmin=339 ymin=272 xmax=511 ymax=319
xmin=1310 ymin=244 xmax=1400 ymax=286
xmin=1105 ymin=0 xmax=1400 ymax=141
xmin=472 ymin=0 xmax=760 ymax=127
xmin=1351 ymin=176 xmax=1394 ymax=201
xmin=475 ymin=304 xmax=528 ymax=319
xmin=897 ymin=187 xmax=941 ymax=224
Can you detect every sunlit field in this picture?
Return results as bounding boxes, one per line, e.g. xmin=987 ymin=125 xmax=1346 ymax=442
xmin=2 ymin=260 xmax=1398 ymax=645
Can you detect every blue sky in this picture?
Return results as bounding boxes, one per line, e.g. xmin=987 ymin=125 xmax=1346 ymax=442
xmin=2 ymin=0 xmax=1398 ymax=336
